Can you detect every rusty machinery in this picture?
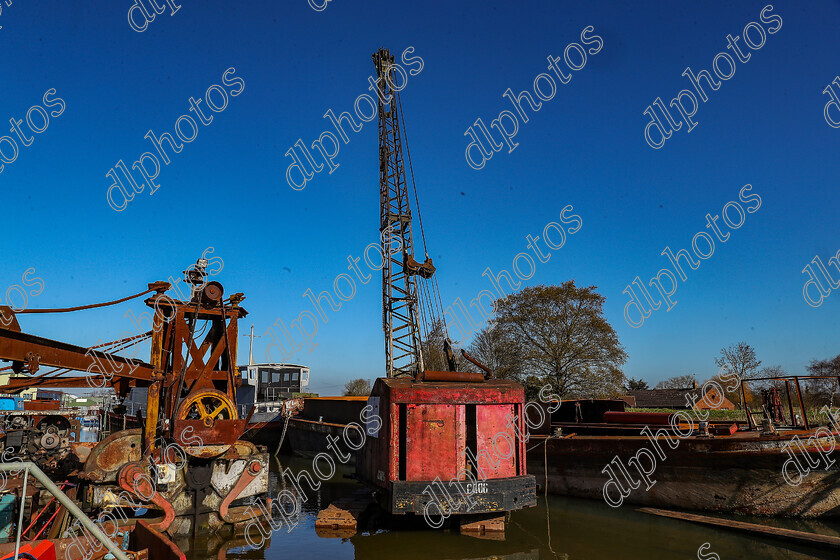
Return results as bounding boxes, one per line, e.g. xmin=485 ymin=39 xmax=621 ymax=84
xmin=0 ymin=260 xmax=269 ymax=536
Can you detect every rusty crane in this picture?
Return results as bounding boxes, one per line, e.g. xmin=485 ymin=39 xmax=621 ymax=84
xmin=0 ymin=260 xmax=269 ymax=536
xmin=356 ymin=48 xmax=537 ymax=536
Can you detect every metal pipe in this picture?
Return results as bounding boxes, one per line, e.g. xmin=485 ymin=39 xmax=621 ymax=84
xmin=0 ymin=462 xmax=129 ymax=560
xmin=422 ymin=370 xmax=485 ymax=383
xmin=14 ymin=464 xmax=29 ymax=560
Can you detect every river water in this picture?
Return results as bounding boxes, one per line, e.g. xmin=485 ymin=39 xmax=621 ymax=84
xmin=179 ymin=455 xmax=839 ymax=560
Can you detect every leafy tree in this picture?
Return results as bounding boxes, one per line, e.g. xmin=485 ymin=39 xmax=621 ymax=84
xmin=714 ymin=342 xmax=761 ymax=409
xmin=342 ymin=378 xmax=371 ymax=396
xmin=521 ymin=375 xmax=549 ymax=402
xmin=493 ymin=282 xmax=627 ymax=398
xmin=625 ymin=377 xmax=650 ymax=390
xmin=654 ymin=375 xmax=695 ymax=389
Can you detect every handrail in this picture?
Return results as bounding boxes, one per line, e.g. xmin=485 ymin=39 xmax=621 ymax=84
xmin=0 ymin=461 xmax=129 ymax=560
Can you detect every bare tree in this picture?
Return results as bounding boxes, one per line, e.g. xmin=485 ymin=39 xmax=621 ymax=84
xmin=421 ymin=319 xmax=467 ymax=372
xmin=466 ymin=323 xmax=521 ymax=380
xmin=714 ymin=342 xmax=761 ymax=408
xmin=342 ymin=378 xmax=372 ymax=396
xmin=493 ymin=282 xmax=627 ymax=398
xmin=654 ymin=375 xmax=695 ymax=389
xmin=806 ymin=354 xmax=840 ymax=377
xmin=800 ymin=355 xmax=840 ymax=407
xmin=758 ymin=365 xmax=787 ymax=377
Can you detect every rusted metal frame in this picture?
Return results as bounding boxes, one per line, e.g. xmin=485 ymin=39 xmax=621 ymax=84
xmin=741 ymin=380 xmax=754 ymax=429
xmin=743 ymin=374 xmax=838 ymax=382
xmin=0 ymin=327 xmax=154 ymax=379
xmin=161 ymin=320 xmax=180 ymax=422
xmin=785 ymin=380 xmax=797 ymax=427
xmin=197 ymin=337 xmax=228 ymax=386
xmin=171 ymin=305 xmax=204 ymax=416
xmin=144 ymin=301 xmax=168 ymax=453
xmin=188 ymin=318 xmax=221 ymax=375
xmin=170 ymin=310 xmax=188 ymax=401
xmin=793 ymin=376 xmax=809 ymax=430
xmin=183 ymin=314 xmax=235 ymax=383
xmin=183 ymin=322 xmax=211 ymax=377
xmin=219 ymin=299 xmax=237 ymax=400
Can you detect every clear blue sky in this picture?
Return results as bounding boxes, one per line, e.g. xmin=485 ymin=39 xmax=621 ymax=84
xmin=2 ymin=1 xmax=838 ymax=395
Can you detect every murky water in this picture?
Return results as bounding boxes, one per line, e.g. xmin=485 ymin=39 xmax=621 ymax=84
xmin=179 ymin=455 xmax=839 ymax=560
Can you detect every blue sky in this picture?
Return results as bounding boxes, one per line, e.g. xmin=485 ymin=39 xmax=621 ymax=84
xmin=2 ymin=1 xmax=839 ymax=395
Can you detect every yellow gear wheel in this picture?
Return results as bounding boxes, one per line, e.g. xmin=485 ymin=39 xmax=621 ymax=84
xmin=176 ymin=389 xmax=238 ymax=428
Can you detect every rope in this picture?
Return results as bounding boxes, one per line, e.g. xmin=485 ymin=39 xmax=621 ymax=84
xmin=395 ymin=90 xmax=428 ymax=258
xmin=16 ymin=287 xmax=158 ymax=314
xmin=275 ymin=414 xmax=292 ymax=457
xmin=544 ymin=436 xmax=557 ymax=557
xmin=89 ymin=331 xmax=152 ymax=349
xmin=395 ymin=88 xmax=448 ymax=334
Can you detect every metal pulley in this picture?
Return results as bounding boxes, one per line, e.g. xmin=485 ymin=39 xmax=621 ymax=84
xmin=200 ymin=281 xmax=224 ymax=306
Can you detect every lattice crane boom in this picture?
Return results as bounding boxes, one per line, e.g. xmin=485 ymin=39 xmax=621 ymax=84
xmin=373 ymin=48 xmax=438 ymax=378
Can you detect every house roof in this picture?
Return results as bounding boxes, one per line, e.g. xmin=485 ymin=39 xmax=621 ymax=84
xmin=626 ymin=387 xmax=706 ymax=409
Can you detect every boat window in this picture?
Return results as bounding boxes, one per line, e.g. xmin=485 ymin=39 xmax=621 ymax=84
xmin=284 ymin=373 xmax=291 ymax=382
xmin=241 ymin=370 xmax=248 ymax=380
xmin=250 ymin=370 xmax=255 ymax=380
xmin=261 ymin=371 xmax=269 ymax=384
xmin=292 ymin=372 xmax=299 ymax=382
xmin=272 ymin=372 xmax=281 ymax=383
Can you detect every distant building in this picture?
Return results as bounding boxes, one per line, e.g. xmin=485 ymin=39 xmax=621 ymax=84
xmin=236 ymin=364 xmax=310 ymax=415
xmin=0 ymin=372 xmax=37 ymax=400
xmin=36 ymin=389 xmax=64 ymax=401
xmin=625 ymin=385 xmax=735 ymax=411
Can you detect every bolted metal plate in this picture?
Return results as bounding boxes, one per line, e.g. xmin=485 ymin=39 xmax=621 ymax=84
xmin=211 ymin=452 xmax=269 ymax=499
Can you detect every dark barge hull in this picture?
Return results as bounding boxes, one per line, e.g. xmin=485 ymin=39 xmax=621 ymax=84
xmin=284 ymin=417 xmax=356 ymax=459
xmin=527 ymin=430 xmax=840 ymax=517
xmin=282 ymin=396 xmax=369 ymax=458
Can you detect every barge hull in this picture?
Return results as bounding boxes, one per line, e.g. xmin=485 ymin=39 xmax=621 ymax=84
xmin=529 ymin=433 xmax=840 ymax=517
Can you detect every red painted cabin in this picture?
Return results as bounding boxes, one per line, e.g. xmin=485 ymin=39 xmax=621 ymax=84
xmin=358 ymin=376 xmax=536 ymax=517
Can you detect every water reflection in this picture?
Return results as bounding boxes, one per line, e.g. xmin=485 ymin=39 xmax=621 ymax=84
xmin=180 ymin=454 xmax=838 ymax=560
